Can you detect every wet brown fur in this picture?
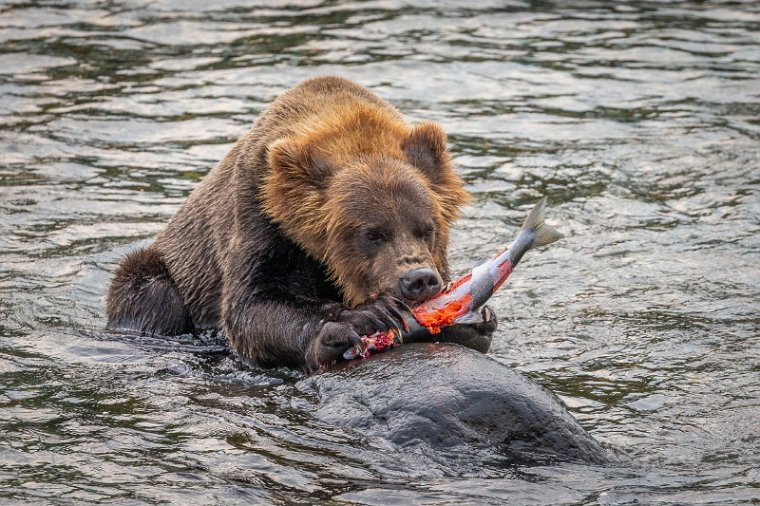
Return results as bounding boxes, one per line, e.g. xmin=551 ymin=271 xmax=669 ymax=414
xmin=106 ymin=76 xmax=470 ymax=369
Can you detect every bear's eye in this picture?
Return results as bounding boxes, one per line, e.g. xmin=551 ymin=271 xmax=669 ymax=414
xmin=418 ymin=225 xmax=435 ymax=241
xmin=364 ymin=229 xmax=386 ymax=244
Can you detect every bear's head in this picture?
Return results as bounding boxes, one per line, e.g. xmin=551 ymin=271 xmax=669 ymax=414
xmin=263 ymin=118 xmax=469 ymax=307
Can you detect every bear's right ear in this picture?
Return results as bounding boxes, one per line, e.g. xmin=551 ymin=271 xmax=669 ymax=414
xmin=267 ymin=139 xmax=338 ymax=189
xmin=263 ymin=139 xmax=341 ymax=258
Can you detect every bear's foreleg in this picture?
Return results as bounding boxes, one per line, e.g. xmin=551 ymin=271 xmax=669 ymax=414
xmin=106 ymin=246 xmax=193 ymax=336
xmin=220 ymin=247 xmax=406 ymax=371
xmin=220 ymin=290 xmax=342 ymax=371
xmin=221 ymin=292 xmax=408 ymax=371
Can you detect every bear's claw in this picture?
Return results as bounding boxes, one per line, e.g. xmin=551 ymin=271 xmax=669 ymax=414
xmin=340 ymin=295 xmax=408 ymax=339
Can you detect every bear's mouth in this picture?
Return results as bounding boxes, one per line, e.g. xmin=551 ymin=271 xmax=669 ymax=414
xmin=367 ymin=281 xmax=443 ymax=310
xmin=343 ymin=263 xmax=444 ymax=310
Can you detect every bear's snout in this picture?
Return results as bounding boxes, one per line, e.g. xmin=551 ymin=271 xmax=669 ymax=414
xmin=399 ymin=268 xmax=442 ymax=302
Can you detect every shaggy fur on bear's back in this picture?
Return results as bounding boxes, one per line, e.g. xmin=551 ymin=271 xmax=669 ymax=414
xmin=106 ymin=76 xmax=487 ymax=370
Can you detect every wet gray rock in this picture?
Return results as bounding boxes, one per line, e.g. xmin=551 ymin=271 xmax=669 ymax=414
xmin=300 ymin=343 xmax=612 ymax=466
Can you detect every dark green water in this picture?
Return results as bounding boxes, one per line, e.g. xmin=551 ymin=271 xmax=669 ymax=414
xmin=1 ymin=1 xmax=759 ymax=504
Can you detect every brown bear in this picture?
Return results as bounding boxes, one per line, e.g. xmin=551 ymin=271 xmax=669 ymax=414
xmin=106 ymin=76 xmax=497 ymax=371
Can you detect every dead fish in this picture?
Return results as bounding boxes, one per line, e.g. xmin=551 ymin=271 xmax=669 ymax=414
xmin=344 ymin=196 xmax=563 ymax=360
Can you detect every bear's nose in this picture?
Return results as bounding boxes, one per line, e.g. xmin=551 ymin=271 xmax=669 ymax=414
xmin=399 ymin=268 xmax=442 ymax=302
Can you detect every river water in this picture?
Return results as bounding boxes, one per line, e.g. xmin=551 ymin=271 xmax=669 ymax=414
xmin=1 ymin=1 xmax=759 ymax=504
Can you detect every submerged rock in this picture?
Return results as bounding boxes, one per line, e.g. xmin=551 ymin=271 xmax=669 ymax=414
xmin=299 ymin=343 xmax=612 ymax=466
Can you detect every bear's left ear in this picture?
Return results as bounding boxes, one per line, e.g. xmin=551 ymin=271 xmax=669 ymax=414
xmin=402 ymin=121 xmax=470 ymax=229
xmin=268 ymin=138 xmax=339 ymax=189
xmin=401 ymin=122 xmax=451 ymax=183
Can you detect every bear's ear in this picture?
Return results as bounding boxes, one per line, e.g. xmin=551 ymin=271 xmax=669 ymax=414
xmin=402 ymin=121 xmax=470 ymax=230
xmin=401 ymin=122 xmax=451 ymax=182
xmin=268 ymin=139 xmax=339 ymax=189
